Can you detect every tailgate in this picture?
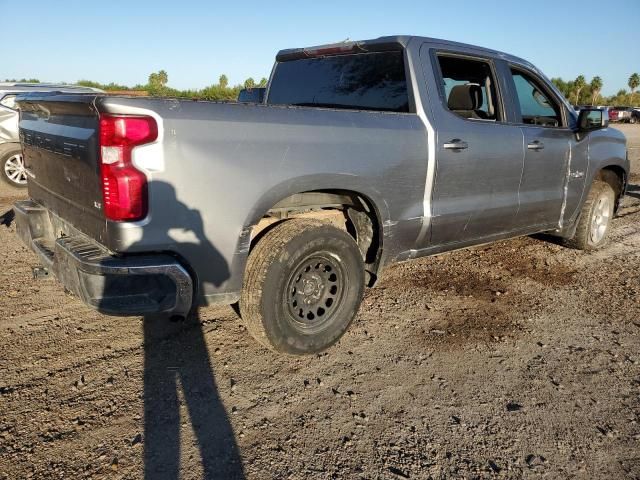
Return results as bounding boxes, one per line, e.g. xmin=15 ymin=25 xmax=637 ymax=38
xmin=18 ymin=94 xmax=105 ymax=241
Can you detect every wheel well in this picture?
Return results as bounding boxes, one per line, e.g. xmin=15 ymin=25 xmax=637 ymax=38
xmin=250 ymin=190 xmax=383 ymax=285
xmin=596 ymin=166 xmax=626 ymax=210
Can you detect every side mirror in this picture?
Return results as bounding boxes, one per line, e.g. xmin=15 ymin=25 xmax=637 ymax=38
xmin=577 ymin=108 xmax=608 ymax=132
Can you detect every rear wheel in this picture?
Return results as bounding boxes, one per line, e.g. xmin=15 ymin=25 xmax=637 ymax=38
xmin=1 ymin=147 xmax=27 ymax=188
xmin=240 ymin=219 xmax=365 ymax=355
xmin=566 ymin=180 xmax=615 ymax=250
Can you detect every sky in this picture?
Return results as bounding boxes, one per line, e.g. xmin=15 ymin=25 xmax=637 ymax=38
xmin=3 ymin=0 xmax=639 ymax=96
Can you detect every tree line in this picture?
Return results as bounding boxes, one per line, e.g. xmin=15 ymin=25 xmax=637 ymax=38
xmin=551 ymin=73 xmax=640 ymax=107
xmin=2 ymin=78 xmax=41 ymax=83
xmin=7 ymin=71 xmax=640 ymax=106
xmin=76 ymin=70 xmax=268 ymax=101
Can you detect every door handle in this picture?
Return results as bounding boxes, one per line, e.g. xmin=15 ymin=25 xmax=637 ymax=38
xmin=443 ymin=139 xmax=468 ymax=150
xmin=527 ymin=141 xmax=545 ymax=151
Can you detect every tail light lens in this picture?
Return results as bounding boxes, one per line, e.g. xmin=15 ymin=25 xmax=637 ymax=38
xmin=99 ymin=115 xmax=158 ymax=221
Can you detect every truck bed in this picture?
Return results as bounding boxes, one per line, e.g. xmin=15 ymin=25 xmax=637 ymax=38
xmin=17 ymin=93 xmax=428 ymax=303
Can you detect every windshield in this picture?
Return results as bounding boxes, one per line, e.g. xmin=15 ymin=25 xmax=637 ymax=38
xmin=267 ymin=51 xmax=409 ymax=113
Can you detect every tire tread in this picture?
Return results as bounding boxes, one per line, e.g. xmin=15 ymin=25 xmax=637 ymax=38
xmin=566 ymin=180 xmax=614 ymax=250
xmin=240 ymin=219 xmax=325 ymax=350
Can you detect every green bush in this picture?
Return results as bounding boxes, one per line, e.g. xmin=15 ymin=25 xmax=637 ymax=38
xmin=73 ymin=70 xmax=264 ymax=101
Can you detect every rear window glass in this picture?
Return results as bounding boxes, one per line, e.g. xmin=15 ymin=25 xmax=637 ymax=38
xmin=267 ymin=51 xmax=409 ymax=113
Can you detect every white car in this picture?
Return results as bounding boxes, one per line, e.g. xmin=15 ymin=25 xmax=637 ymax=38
xmin=0 ymin=83 xmax=102 ymax=188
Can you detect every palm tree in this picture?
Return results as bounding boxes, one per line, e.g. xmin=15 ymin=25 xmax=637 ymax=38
xmin=574 ymin=75 xmax=586 ymax=105
xmin=590 ymin=76 xmax=603 ymax=104
xmin=157 ymin=70 xmax=168 ymax=87
xmin=629 ymin=73 xmax=640 ymax=102
xmin=148 ymin=70 xmax=168 ymax=89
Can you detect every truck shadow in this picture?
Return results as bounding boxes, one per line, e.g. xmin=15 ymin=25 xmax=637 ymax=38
xmin=626 ymin=183 xmax=640 ymax=200
xmin=0 ymin=208 xmax=15 ymax=227
xmin=100 ymin=181 xmax=244 ymax=479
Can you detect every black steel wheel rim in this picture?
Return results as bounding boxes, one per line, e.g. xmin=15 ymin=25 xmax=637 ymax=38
xmin=284 ymin=252 xmax=347 ymax=334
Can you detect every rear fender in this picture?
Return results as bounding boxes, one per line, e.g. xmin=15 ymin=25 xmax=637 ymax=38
xmin=218 ymin=174 xmax=392 ymax=300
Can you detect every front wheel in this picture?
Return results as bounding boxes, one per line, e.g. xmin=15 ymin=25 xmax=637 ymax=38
xmin=566 ymin=180 xmax=615 ymax=250
xmin=240 ymin=219 xmax=365 ymax=355
xmin=1 ymin=147 xmax=27 ymax=188
xmin=630 ymin=116 xmax=638 ymax=124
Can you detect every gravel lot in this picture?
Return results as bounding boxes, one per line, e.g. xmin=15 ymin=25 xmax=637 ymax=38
xmin=1 ymin=124 xmax=639 ymax=479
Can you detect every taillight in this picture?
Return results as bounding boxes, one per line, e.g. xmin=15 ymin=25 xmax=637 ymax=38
xmin=99 ymin=115 xmax=158 ymax=221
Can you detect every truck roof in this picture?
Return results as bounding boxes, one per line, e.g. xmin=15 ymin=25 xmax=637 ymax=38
xmin=276 ymin=35 xmax=533 ymax=69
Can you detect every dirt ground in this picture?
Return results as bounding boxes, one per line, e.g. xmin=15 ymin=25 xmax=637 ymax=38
xmin=1 ymin=125 xmax=639 ymax=479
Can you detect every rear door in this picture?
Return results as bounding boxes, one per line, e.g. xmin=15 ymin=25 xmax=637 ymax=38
xmin=506 ymin=67 xmax=575 ymax=228
xmin=418 ymin=48 xmax=525 ymax=247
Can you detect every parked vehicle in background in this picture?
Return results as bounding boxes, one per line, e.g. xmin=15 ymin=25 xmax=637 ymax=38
xmin=0 ymin=83 xmax=102 ymax=188
xmin=609 ymin=106 xmax=634 ymax=123
xmin=237 ymin=87 xmax=266 ymax=103
xmin=0 ymin=104 xmax=21 ymax=185
xmin=632 ymin=108 xmax=640 ymax=124
xmin=607 ymin=107 xmax=620 ymax=122
xmin=14 ymin=36 xmax=629 ymax=354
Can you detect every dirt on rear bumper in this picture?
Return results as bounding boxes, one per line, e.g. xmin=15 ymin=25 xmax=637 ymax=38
xmin=14 ymin=199 xmax=193 ymax=317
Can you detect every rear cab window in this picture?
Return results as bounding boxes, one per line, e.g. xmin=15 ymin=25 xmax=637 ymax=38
xmin=433 ymin=54 xmax=503 ymax=122
xmin=267 ymin=51 xmax=410 ymax=113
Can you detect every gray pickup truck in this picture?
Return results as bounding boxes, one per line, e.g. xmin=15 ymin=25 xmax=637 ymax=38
xmin=15 ymin=36 xmax=629 ymax=354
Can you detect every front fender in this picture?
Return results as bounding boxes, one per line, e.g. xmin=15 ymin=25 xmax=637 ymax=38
xmin=586 ymin=128 xmax=630 ymax=206
xmin=587 ymin=127 xmax=629 ymax=181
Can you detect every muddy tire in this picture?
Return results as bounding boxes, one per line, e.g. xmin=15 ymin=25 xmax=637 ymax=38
xmin=1 ymin=146 xmax=27 ymax=188
xmin=240 ymin=219 xmax=365 ymax=355
xmin=566 ymin=180 xmax=615 ymax=250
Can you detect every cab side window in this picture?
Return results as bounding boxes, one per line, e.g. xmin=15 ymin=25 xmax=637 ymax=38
xmin=436 ymin=55 xmax=501 ymax=121
xmin=511 ymin=69 xmax=562 ymax=127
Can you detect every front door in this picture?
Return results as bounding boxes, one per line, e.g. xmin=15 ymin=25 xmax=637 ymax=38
xmin=508 ymin=67 xmax=575 ymax=228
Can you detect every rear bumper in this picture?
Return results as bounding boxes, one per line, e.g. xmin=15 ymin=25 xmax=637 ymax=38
xmin=14 ymin=199 xmax=193 ymax=317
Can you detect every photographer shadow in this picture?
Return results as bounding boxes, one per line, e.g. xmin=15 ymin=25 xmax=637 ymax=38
xmin=143 ymin=310 xmax=243 ymax=479
xmin=101 ymin=181 xmax=244 ymax=479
